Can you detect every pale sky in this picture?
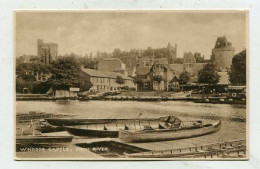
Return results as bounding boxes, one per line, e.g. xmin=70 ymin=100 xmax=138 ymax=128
xmin=15 ymin=11 xmax=247 ymax=59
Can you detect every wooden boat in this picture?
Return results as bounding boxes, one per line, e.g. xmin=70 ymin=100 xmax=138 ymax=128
xmin=45 ymin=117 xmax=159 ymax=126
xmin=65 ymin=116 xmax=178 ymax=138
xmin=65 ymin=116 xmax=217 ymax=140
xmin=34 ymin=120 xmax=66 ymax=133
xmin=124 ymin=139 xmax=246 ymax=158
xmin=16 ymin=120 xmax=73 ymax=145
xmin=16 ymin=111 xmax=76 ymax=123
xmin=35 ymin=125 xmax=66 ymax=133
xmin=16 ymin=135 xmax=73 ymax=144
xmin=66 ymin=126 xmax=119 ymax=138
xmin=119 ymin=120 xmax=221 ymax=143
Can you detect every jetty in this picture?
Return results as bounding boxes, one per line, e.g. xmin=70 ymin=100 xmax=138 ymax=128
xmin=71 ymin=138 xmax=246 ymax=159
xmin=124 ymin=139 xmax=246 ymax=158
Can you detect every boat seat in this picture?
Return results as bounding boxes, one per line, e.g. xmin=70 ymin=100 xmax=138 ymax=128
xmin=159 ymin=124 xmax=165 ymax=129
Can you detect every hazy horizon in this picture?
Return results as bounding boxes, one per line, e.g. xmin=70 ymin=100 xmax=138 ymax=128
xmin=15 ymin=11 xmax=247 ymax=59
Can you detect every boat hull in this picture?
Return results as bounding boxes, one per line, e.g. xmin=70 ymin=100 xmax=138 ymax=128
xmin=45 ymin=118 xmax=158 ymax=126
xmin=66 ymin=127 xmax=119 ymax=138
xmin=119 ymin=121 xmax=221 ymax=143
xmin=16 ymin=135 xmax=73 ymax=144
xmin=35 ymin=126 xmax=66 ymax=133
xmin=45 ymin=118 xmax=112 ymax=126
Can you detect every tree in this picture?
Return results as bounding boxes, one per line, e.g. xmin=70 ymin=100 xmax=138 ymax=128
xmin=16 ymin=62 xmax=54 ymax=93
xmin=48 ymin=55 xmax=92 ymax=91
xmin=198 ymin=63 xmax=220 ymax=84
xmin=179 ymin=71 xmax=190 ymax=84
xmin=115 ymin=75 xmax=125 ymax=85
xmin=112 ymin=48 xmax=122 ymax=58
xmin=16 ymin=62 xmax=52 ymax=78
xmin=175 ymin=58 xmax=183 ymax=64
xmin=229 ymin=50 xmax=246 ymax=85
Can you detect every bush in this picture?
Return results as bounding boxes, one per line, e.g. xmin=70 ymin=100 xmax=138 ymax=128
xmin=16 ymin=78 xmax=51 ymax=94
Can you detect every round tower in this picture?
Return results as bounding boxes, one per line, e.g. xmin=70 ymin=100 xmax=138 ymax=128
xmin=212 ymin=36 xmax=235 ymax=71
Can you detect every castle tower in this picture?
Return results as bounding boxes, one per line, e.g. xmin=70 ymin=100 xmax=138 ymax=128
xmin=167 ymin=43 xmax=177 ymax=64
xmin=212 ymin=36 xmax=235 ymax=71
xmin=37 ymin=39 xmax=58 ymax=64
xmin=37 ymin=39 xmax=44 ymax=58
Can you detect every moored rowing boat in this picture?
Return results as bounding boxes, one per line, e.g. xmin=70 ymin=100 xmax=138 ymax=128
xmin=119 ymin=121 xmax=221 ymax=143
xmin=66 ymin=127 xmax=119 ymax=138
xmin=45 ymin=118 xmax=159 ymax=126
xmin=16 ymin=135 xmax=73 ymax=144
xmin=65 ymin=116 xmax=180 ymax=138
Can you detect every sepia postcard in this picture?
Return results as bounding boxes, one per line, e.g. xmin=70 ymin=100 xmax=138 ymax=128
xmin=14 ymin=10 xmax=249 ymax=160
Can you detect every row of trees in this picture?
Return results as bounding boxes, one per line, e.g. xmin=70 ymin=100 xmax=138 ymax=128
xmin=48 ymin=56 xmax=93 ymax=91
xmin=178 ymin=63 xmax=220 ymax=85
xmin=178 ymin=50 xmax=246 ymax=85
xmin=16 ymin=55 xmax=130 ymax=94
xmin=16 ymin=50 xmax=246 ymax=93
xmin=16 ymin=56 xmax=93 ymax=94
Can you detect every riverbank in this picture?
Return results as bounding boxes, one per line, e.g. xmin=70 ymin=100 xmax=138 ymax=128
xmin=16 ymin=94 xmax=246 ymax=105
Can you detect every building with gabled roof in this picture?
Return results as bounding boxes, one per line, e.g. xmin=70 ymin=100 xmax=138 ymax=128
xmin=169 ymin=76 xmax=180 ymax=91
xmin=97 ymin=58 xmax=128 ymax=76
xmin=81 ymin=67 xmax=136 ymax=92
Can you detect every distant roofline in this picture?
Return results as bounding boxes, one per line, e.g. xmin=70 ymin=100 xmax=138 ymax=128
xmin=82 ymin=68 xmax=132 ymax=80
xmin=212 ymin=47 xmax=235 ymax=51
xmin=102 ymin=57 xmax=125 ymax=64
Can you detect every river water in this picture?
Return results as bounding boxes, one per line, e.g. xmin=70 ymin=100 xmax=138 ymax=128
xmin=16 ymin=100 xmax=247 ymax=158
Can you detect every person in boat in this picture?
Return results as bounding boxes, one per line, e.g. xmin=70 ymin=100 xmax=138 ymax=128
xmin=159 ymin=116 xmax=182 ymax=129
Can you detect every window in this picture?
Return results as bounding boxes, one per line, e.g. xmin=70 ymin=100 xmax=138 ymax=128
xmin=144 ymin=82 xmax=149 ymax=88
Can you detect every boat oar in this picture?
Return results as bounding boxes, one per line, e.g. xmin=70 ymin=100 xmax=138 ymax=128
xmin=136 ymin=113 xmax=142 ymax=129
